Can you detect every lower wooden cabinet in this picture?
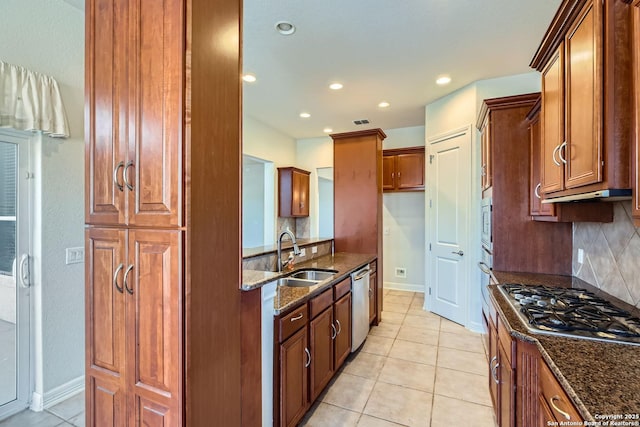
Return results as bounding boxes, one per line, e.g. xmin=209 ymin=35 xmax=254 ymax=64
xmin=633 ymin=0 xmax=640 ymax=227
xmin=539 ymin=360 xmax=583 ymax=423
xmin=334 ymin=293 xmax=352 ymax=368
xmin=310 ymin=307 xmax=335 ymax=401
xmin=498 ymin=341 xmax=514 ymax=427
xmin=279 ymin=327 xmax=309 ymax=427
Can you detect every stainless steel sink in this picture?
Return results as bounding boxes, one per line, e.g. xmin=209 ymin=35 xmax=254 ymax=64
xmin=277 ymin=277 xmax=319 ymax=287
xmin=289 ymin=269 xmax=337 ymax=281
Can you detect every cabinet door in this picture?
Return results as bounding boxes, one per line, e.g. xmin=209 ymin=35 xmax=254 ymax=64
xmin=529 ymin=111 xmax=554 ymax=217
xmin=541 ymin=44 xmax=565 ymax=194
xmin=382 ymin=155 xmax=395 ymax=190
xmin=85 ymin=0 xmax=128 ymax=226
xmin=488 ymin=319 xmax=499 ymax=414
xmin=334 ymin=293 xmax=351 ymax=369
xmin=292 ymin=170 xmax=310 ymax=216
xmin=86 ymin=228 xmax=127 ymax=426
xmin=633 ymin=0 xmax=640 ymax=225
xmin=498 ymin=341 xmax=514 ymax=427
xmin=127 ymin=0 xmax=183 ymax=228
xmin=538 ymin=395 xmax=557 ymax=425
xmin=516 ymin=340 xmax=540 ymax=427
xmin=481 ymin=119 xmax=492 ymax=191
xmin=127 ymin=229 xmax=182 ymax=426
xmin=397 ymin=153 xmax=425 ymax=190
xmin=565 ymin=0 xmax=603 ymax=189
xmin=280 ymin=327 xmax=309 ymax=427
xmin=369 ymin=272 xmax=376 ymax=324
xmin=309 ymin=307 xmax=334 ymax=402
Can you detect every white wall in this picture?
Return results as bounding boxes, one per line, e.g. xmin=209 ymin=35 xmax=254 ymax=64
xmin=1 ymin=0 xmax=85 ymax=404
xmin=424 ymin=73 xmax=540 ymax=332
xmin=382 ymin=126 xmax=426 ymax=292
xmin=242 ymin=158 xmax=266 ymax=248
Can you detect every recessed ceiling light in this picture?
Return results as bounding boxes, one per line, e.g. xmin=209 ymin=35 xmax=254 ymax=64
xmin=323 ymin=128 xmax=333 ymax=133
xmin=436 ymin=75 xmax=452 ymax=85
xmin=299 ymin=112 xmax=311 ymax=118
xmin=329 ymin=83 xmax=343 ymax=90
xmin=378 ymin=101 xmax=390 ymax=108
xmin=275 ymin=21 xmax=296 ymax=35
xmin=242 ymin=74 xmax=256 ymax=83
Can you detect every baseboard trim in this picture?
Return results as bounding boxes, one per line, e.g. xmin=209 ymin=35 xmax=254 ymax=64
xmin=384 ymin=281 xmax=425 ymax=293
xmin=467 ymin=320 xmax=483 ymax=334
xmin=43 ymin=375 xmax=84 ymax=409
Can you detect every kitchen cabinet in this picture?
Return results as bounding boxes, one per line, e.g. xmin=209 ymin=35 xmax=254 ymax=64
xmin=477 ymin=94 xmax=573 ymax=275
xmin=382 ymin=147 xmax=425 ymax=192
xmin=278 ymin=167 xmax=311 ymax=217
xmin=516 ymin=340 xmax=541 ymax=426
xmin=309 ymin=307 xmax=334 ymax=401
xmin=85 ymin=0 xmax=251 ymax=425
xmin=480 ymin=112 xmax=492 ymax=193
xmin=279 ymin=327 xmax=309 ymax=427
xmin=333 ymin=129 xmax=385 ymax=324
xmin=633 ymin=0 xmax=640 ymax=226
xmin=531 ymin=0 xmax=633 ymax=199
xmin=528 ymin=98 xmax=556 ymax=219
xmin=539 ymin=358 xmax=583 ymax=423
xmin=333 ymin=292 xmax=352 ymax=369
xmin=86 ymin=228 xmax=182 ymax=426
xmin=487 ymin=311 xmax=514 ymax=427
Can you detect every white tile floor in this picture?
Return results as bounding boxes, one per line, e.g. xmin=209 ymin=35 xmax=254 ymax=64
xmin=0 ymin=290 xmax=496 ymax=427
xmin=300 ymin=290 xmax=497 ymax=427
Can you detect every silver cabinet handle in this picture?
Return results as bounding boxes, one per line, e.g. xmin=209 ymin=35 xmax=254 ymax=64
xmin=552 ymin=145 xmax=561 ymax=166
xmin=304 ymin=348 xmax=311 ymax=368
xmin=535 ymin=183 xmax=541 ymax=199
xmin=113 ymin=161 xmax=125 ymax=191
xmin=451 ymin=250 xmax=464 ymax=256
xmin=123 ymin=161 xmax=134 ymax=191
xmin=335 ymin=319 xmax=342 ymax=335
xmin=490 ymin=356 xmax=499 ymax=384
xmin=550 ymin=396 xmax=571 ymax=420
xmin=290 ymin=313 xmax=303 ymax=322
xmin=113 ymin=263 xmax=124 ymax=294
xmin=123 ymin=264 xmax=134 ymax=295
xmin=558 ymin=142 xmax=568 ymax=164
xmin=478 ymin=262 xmax=491 ymax=275
xmin=331 ymin=323 xmax=337 ymax=340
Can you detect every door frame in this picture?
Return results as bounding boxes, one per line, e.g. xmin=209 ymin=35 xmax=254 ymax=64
xmin=425 ymin=125 xmax=475 ymax=328
xmin=0 ymin=130 xmax=33 ymax=420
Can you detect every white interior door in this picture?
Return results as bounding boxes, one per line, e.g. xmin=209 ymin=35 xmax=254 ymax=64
xmin=0 ymin=133 xmax=31 ymax=420
xmin=427 ymin=127 xmax=471 ymax=325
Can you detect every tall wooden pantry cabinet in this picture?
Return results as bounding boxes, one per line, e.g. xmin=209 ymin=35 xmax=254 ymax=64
xmin=332 ymin=129 xmax=385 ymax=324
xmin=84 ymin=0 xmax=256 ymax=426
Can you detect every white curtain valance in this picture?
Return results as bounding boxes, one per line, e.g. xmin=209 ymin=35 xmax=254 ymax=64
xmin=0 ymin=60 xmax=70 ymax=138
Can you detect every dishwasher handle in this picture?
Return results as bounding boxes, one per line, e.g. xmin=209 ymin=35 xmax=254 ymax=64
xmin=352 ymin=268 xmax=370 ymax=281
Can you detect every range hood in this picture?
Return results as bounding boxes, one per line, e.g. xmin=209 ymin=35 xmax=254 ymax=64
xmin=541 ymin=189 xmax=632 ymax=204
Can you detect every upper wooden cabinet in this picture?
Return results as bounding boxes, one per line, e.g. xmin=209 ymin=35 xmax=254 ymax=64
xmin=530 ymin=0 xmax=633 ymax=199
xmin=85 ymin=0 xmax=182 ymax=228
xmin=527 ymin=98 xmax=557 ymax=220
xmin=382 ymin=147 xmax=425 ymax=192
xmin=278 ymin=167 xmax=310 ymax=217
xmin=633 ymin=0 xmax=640 ymax=226
xmin=480 ymin=115 xmax=493 ymax=193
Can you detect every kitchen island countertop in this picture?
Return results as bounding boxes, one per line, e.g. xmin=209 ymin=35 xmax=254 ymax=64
xmin=490 ymin=270 xmax=640 ymax=421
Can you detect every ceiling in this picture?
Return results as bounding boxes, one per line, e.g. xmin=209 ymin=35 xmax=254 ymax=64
xmin=243 ymin=0 xmax=562 ymax=139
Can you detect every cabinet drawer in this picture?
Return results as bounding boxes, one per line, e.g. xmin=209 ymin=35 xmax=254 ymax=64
xmin=279 ymin=304 xmax=308 ymax=343
xmin=333 ymin=278 xmax=351 ymax=300
xmin=539 ymin=362 xmax=582 ymax=422
xmin=497 ymin=314 xmax=513 ymax=366
xmin=310 ymin=288 xmax=333 ymax=319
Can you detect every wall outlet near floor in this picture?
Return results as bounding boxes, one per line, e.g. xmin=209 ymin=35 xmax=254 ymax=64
xmin=577 ymin=248 xmax=584 ymax=264
xmin=65 ymin=247 xmax=84 ymax=265
xmin=311 ymin=246 xmax=318 ymax=254
xmin=299 ymin=248 xmax=306 ymax=257
xmin=395 ymin=267 xmax=407 ymax=278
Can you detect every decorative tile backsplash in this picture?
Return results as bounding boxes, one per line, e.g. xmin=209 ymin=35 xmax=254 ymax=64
xmin=242 ymin=240 xmax=333 ymax=272
xmin=573 ymin=202 xmax=640 ymax=308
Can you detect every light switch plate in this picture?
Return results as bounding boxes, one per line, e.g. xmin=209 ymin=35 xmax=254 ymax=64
xmin=300 ymin=248 xmax=306 ymax=257
xmin=311 ymin=246 xmax=318 ymax=254
xmin=66 ymin=247 xmax=84 ymax=265
xmin=577 ymin=248 xmax=584 ymax=264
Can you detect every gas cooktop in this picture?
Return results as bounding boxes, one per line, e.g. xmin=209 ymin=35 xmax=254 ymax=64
xmin=498 ymin=283 xmax=640 ymax=346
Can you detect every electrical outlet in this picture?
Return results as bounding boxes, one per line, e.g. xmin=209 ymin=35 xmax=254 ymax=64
xmin=384 ymin=227 xmax=390 ymax=235
xmin=66 ymin=247 xmax=84 ymax=265
xmin=577 ymin=248 xmax=584 ymax=264
xmin=395 ymin=267 xmax=406 ymax=278
xmin=311 ymin=246 xmax=318 ymax=254
xmin=300 ymin=248 xmax=306 ymax=257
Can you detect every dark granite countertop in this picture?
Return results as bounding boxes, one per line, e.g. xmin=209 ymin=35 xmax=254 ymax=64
xmin=242 ymin=237 xmax=333 ymax=259
xmin=242 ymin=252 xmax=376 ymax=314
xmin=490 ymin=270 xmax=640 ymax=421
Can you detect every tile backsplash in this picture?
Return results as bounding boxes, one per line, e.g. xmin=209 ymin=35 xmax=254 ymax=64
xmin=573 ymin=202 xmax=640 ymax=308
xmin=242 ymin=239 xmax=333 ymax=272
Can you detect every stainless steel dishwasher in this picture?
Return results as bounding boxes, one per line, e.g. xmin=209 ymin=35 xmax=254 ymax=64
xmin=351 ymin=265 xmax=370 ymax=351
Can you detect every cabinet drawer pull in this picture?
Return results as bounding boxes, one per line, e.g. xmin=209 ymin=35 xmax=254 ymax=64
xmin=123 ymin=264 xmax=134 ymax=295
xmin=336 ymin=319 xmax=342 ymax=335
xmin=113 ymin=263 xmax=124 ymax=294
xmin=550 ymin=395 xmax=571 ymax=420
xmin=123 ymin=161 xmax=134 ymax=191
xmin=534 ymin=183 xmax=541 ymax=199
xmin=304 ymin=348 xmax=311 ymax=368
xmin=113 ymin=161 xmax=125 ymax=192
xmin=290 ymin=313 xmax=303 ymax=322
xmin=331 ymin=323 xmax=337 ymax=340
xmin=552 ymin=145 xmax=561 ymax=166
xmin=490 ymin=356 xmax=499 ymax=384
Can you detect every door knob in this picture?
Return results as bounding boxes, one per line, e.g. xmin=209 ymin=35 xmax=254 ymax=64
xmin=451 ymin=250 xmax=464 ymax=256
